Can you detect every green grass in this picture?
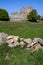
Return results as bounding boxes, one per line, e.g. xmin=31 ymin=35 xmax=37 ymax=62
xmin=0 ymin=44 xmax=43 ymax=65
xmin=0 ymin=21 xmax=43 ymax=39
xmin=0 ymin=21 xmax=43 ymax=65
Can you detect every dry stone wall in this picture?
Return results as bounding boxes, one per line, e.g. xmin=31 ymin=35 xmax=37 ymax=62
xmin=0 ymin=32 xmax=43 ymax=51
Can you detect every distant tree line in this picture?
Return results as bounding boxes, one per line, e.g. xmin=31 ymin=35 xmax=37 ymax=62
xmin=27 ymin=9 xmax=43 ymax=22
xmin=0 ymin=9 xmax=9 ymax=21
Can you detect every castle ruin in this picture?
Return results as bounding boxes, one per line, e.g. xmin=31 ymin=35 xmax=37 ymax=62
xmin=10 ymin=6 xmax=33 ymax=21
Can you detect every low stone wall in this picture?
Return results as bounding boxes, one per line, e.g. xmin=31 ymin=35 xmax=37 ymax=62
xmin=0 ymin=32 xmax=43 ymax=51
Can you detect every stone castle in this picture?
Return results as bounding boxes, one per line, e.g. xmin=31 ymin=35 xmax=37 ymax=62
xmin=10 ymin=6 xmax=33 ymax=21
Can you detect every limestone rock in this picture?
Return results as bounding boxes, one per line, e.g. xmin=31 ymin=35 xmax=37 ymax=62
xmin=27 ymin=42 xmax=35 ymax=48
xmin=32 ymin=43 xmax=43 ymax=52
xmin=14 ymin=42 xmax=20 ymax=47
xmin=27 ymin=42 xmax=43 ymax=51
xmin=6 ymin=35 xmax=19 ymax=44
xmin=23 ymin=38 xmax=32 ymax=44
xmin=0 ymin=32 xmax=8 ymax=45
xmin=20 ymin=41 xmax=25 ymax=48
xmin=6 ymin=35 xmax=20 ymax=47
xmin=33 ymin=38 xmax=43 ymax=45
xmin=13 ymin=36 xmax=19 ymax=42
xmin=6 ymin=35 xmax=14 ymax=44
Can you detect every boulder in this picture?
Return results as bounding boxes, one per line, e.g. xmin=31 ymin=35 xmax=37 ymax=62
xmin=27 ymin=42 xmax=35 ymax=48
xmin=13 ymin=36 xmax=19 ymax=42
xmin=8 ymin=42 xmax=20 ymax=47
xmin=6 ymin=35 xmax=20 ymax=47
xmin=8 ymin=44 xmax=14 ymax=47
xmin=32 ymin=43 xmax=43 ymax=52
xmin=33 ymin=38 xmax=43 ymax=45
xmin=6 ymin=35 xmax=14 ymax=44
xmin=27 ymin=42 xmax=43 ymax=51
xmin=6 ymin=35 xmax=19 ymax=44
xmin=20 ymin=41 xmax=25 ymax=48
xmin=0 ymin=32 xmax=8 ymax=45
xmin=14 ymin=42 xmax=20 ymax=47
xmin=23 ymin=38 xmax=32 ymax=44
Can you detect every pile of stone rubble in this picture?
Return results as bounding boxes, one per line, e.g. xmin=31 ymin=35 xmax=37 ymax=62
xmin=0 ymin=32 xmax=43 ymax=51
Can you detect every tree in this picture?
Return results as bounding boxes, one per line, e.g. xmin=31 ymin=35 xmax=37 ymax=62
xmin=27 ymin=9 xmax=39 ymax=22
xmin=0 ymin=9 xmax=9 ymax=21
xmin=37 ymin=15 xmax=41 ymax=21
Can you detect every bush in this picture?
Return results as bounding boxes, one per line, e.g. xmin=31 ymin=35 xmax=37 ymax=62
xmin=0 ymin=9 xmax=9 ymax=21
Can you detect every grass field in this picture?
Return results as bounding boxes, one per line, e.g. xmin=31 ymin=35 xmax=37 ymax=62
xmin=0 ymin=21 xmax=43 ymax=65
xmin=0 ymin=21 xmax=43 ymax=39
xmin=0 ymin=44 xmax=43 ymax=65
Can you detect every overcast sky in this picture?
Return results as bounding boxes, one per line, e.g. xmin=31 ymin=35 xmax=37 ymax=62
xmin=0 ymin=0 xmax=43 ymax=16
